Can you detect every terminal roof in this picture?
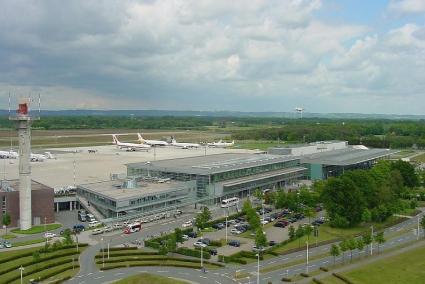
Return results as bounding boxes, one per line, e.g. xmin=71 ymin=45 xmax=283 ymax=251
xmin=126 ymin=153 xmax=299 ymax=175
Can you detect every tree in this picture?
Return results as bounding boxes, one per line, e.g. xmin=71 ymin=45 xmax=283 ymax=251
xmin=391 ymin=160 xmax=419 ymax=188
xmin=295 ymin=225 xmax=304 ymax=247
xmin=361 ymin=209 xmax=372 ymax=224
xmin=246 ymin=208 xmax=261 ymax=232
xmin=174 ymin=228 xmax=183 ymax=244
xmin=339 ymin=240 xmax=349 ymax=264
xmin=195 ymin=207 xmax=212 ymax=230
xmin=321 ymin=177 xmax=366 ymax=227
xmin=63 ymin=229 xmax=74 ymax=245
xmin=253 ymin=188 xmax=264 ymax=201
xmin=2 ymin=213 xmax=11 ymax=236
xmin=347 ymin=238 xmax=357 ymax=262
xmin=242 ymin=199 xmax=254 ymax=215
xmin=356 ymin=239 xmax=365 ymax=258
xmin=330 ymin=244 xmax=340 ymax=265
xmin=304 ymin=225 xmax=313 ymax=241
xmin=304 ymin=207 xmax=315 ymax=223
xmin=374 ymin=232 xmax=385 ymax=254
xmin=288 ymin=225 xmax=296 ymax=241
xmin=421 ymin=216 xmax=425 ymax=238
xmin=362 ymin=234 xmax=372 ymax=256
xmin=255 ymin=228 xmax=267 ymax=248
xmin=166 ymin=235 xmax=177 ymax=253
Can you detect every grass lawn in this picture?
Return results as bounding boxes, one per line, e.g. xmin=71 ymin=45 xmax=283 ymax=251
xmin=412 ymin=153 xmax=425 ymax=163
xmin=320 ymin=276 xmax=346 ymax=284
xmin=2 ymin=234 xmax=17 ymax=239
xmin=334 ymin=245 xmax=425 ymax=284
xmin=273 ymin=217 xmax=403 ymax=255
xmin=13 ymin=238 xmax=45 ymax=247
xmin=11 ymin=224 xmax=62 ymax=235
xmin=113 ymin=273 xmax=189 ymax=284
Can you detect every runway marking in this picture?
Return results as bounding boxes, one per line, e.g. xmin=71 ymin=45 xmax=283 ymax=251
xmin=200 ymin=276 xmax=208 ymax=279
xmin=139 ymin=270 xmax=147 ymax=273
xmin=115 ymin=272 xmax=124 ymax=276
xmin=94 ymin=276 xmax=104 ymax=280
xmin=87 ymin=273 xmax=93 ymax=276
xmin=263 ymin=276 xmax=271 ymax=280
xmin=323 ymin=260 xmax=329 ymax=264
xmin=296 ymin=254 xmax=303 ymax=257
xmin=179 ymin=272 xmax=189 ymax=275
xmin=268 ymin=260 xmax=276 ymax=264
xmin=157 ymin=270 xmax=169 ymax=273
xmin=215 ymin=281 xmax=222 ymax=284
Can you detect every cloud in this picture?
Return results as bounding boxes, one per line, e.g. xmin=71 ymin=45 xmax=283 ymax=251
xmin=388 ymin=0 xmax=425 ymax=15
xmin=0 ymin=1 xmax=423 ymax=114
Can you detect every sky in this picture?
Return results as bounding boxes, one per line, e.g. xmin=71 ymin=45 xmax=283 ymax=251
xmin=0 ymin=0 xmax=424 ymax=114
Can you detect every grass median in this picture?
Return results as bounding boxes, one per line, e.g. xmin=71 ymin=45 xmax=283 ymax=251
xmin=11 ymin=224 xmax=62 ymax=235
xmin=112 ymin=273 xmax=190 ymax=284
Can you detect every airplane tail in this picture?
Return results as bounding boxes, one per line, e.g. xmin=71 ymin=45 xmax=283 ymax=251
xmin=137 ymin=133 xmax=145 ymax=143
xmin=44 ymin=152 xmax=54 ymax=159
xmin=171 ymin=136 xmax=176 ymax=144
xmin=231 ymin=140 xmax=235 ymax=145
xmin=112 ymin=134 xmax=119 ymax=145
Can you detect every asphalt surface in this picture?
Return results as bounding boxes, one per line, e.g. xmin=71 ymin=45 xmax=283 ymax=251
xmin=67 ymin=210 xmax=424 ymax=284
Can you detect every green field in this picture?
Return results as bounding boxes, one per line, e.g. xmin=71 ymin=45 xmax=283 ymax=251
xmin=322 ymin=245 xmax=425 ymax=284
xmin=412 ymin=153 xmax=425 ymax=163
xmin=13 ymin=238 xmax=45 ymax=247
xmin=113 ymin=273 xmax=189 ymax=284
xmin=11 ymin=224 xmax=62 ymax=235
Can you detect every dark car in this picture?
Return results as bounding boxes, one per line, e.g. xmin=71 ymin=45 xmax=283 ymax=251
xmin=264 ymin=207 xmax=272 ymax=213
xmin=228 ymin=240 xmax=240 ymax=247
xmin=212 ymin=223 xmax=225 ymax=230
xmin=273 ymin=221 xmax=286 ymax=228
xmin=236 ymin=216 xmax=246 ymax=222
xmin=288 ymin=217 xmax=297 ymax=223
xmin=198 ymin=238 xmax=211 ymax=245
xmin=269 ymin=240 xmax=277 ymax=246
xmin=187 ymin=231 xmax=198 ymax=238
xmin=208 ymin=248 xmax=218 ymax=255
xmin=73 ymin=224 xmax=85 ymax=233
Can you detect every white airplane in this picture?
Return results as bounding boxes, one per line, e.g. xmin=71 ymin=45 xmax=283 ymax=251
xmin=137 ymin=133 xmax=168 ymax=146
xmin=112 ymin=134 xmax=151 ymax=151
xmin=0 ymin=150 xmax=18 ymax=159
xmin=170 ymin=137 xmax=200 ymax=149
xmin=31 ymin=152 xmax=54 ymax=162
xmin=207 ymin=140 xmax=235 ymax=148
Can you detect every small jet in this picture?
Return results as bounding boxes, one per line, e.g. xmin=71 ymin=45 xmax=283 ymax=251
xmin=0 ymin=150 xmax=18 ymax=159
xmin=137 ymin=133 xmax=168 ymax=146
xmin=170 ymin=137 xmax=200 ymax=149
xmin=31 ymin=152 xmax=54 ymax=162
xmin=207 ymin=140 xmax=235 ymax=148
xmin=112 ymin=134 xmax=151 ymax=151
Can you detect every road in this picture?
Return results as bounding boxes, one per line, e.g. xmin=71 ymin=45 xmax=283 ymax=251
xmin=67 ymin=210 xmax=424 ymax=284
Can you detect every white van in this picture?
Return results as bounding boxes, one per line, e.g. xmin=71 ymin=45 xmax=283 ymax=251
xmin=88 ymin=220 xmax=100 ymax=228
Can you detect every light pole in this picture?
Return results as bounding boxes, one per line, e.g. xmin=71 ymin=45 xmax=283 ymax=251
xmin=306 ymin=240 xmax=309 ymax=274
xmin=225 ymin=208 xmax=228 ymax=243
xmin=19 ymin=266 xmax=24 ymax=284
xmin=101 ymin=237 xmax=105 ymax=268
xmin=370 ymin=225 xmax=374 ymax=256
xmin=108 ymin=241 xmax=110 ymax=259
xmin=200 ymin=236 xmax=203 ymax=269
xmin=262 ymin=202 xmax=265 ymax=227
xmin=417 ymin=215 xmax=420 ymax=240
xmin=74 ymin=232 xmax=79 ymax=252
xmin=256 ymin=253 xmax=260 ymax=284
xmin=44 ymin=216 xmax=47 ymax=247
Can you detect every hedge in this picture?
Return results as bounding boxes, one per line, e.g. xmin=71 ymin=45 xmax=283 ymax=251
xmin=209 ymin=240 xmax=223 ymax=247
xmin=49 ymin=276 xmax=72 ymax=284
xmin=319 ymin=267 xmax=329 ymax=272
xmin=100 ymin=264 xmax=127 ymax=270
xmin=95 ymin=251 xmax=158 ymax=258
xmin=332 ymin=273 xmax=354 ymax=284
xmin=281 ymin=277 xmax=292 ymax=282
xmin=176 ymin=247 xmax=211 ymax=259
xmin=300 ymin=272 xmax=310 ymax=278
xmin=313 ymin=278 xmax=325 ymax=284
xmin=144 ymin=240 xmax=161 ymax=249
xmin=100 ymin=246 xmax=137 ymax=252
xmin=97 ymin=256 xmax=169 ymax=264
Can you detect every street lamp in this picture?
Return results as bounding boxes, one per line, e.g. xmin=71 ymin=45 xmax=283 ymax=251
xmin=370 ymin=225 xmax=374 ymax=256
xmin=200 ymin=236 xmax=203 ymax=269
xmin=224 ymin=208 xmax=228 ymax=243
xmin=101 ymin=237 xmax=105 ymax=268
xmin=19 ymin=266 xmax=24 ymax=284
xmin=306 ymin=240 xmax=309 ymax=274
xmin=256 ymin=253 xmax=260 ymax=284
xmin=108 ymin=240 xmax=110 ymax=259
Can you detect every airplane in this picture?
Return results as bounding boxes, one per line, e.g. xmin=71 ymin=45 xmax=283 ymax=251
xmin=207 ymin=140 xmax=235 ymax=148
xmin=31 ymin=152 xmax=54 ymax=162
xmin=170 ymin=137 xmax=200 ymax=149
xmin=0 ymin=150 xmax=18 ymax=159
xmin=112 ymin=134 xmax=151 ymax=151
xmin=137 ymin=133 xmax=168 ymax=146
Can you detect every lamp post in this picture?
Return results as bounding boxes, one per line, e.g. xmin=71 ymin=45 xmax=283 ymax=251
xmin=19 ymin=266 xmax=24 ymax=284
xmin=108 ymin=240 xmax=110 ymax=259
xmin=200 ymin=236 xmax=203 ymax=269
xmin=417 ymin=215 xmax=420 ymax=240
xmin=306 ymin=240 xmax=309 ymax=274
xmin=44 ymin=216 xmax=47 ymax=247
xmin=256 ymin=253 xmax=260 ymax=284
xmin=101 ymin=237 xmax=105 ymax=268
xmin=370 ymin=225 xmax=374 ymax=256
xmin=225 ymin=208 xmax=228 ymax=243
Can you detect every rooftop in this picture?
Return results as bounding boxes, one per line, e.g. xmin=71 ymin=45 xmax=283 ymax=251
xmin=269 ymin=140 xmax=347 ymax=149
xmin=126 ymin=153 xmax=299 ymax=175
xmin=79 ymin=179 xmax=190 ymax=200
xmin=300 ymin=148 xmax=398 ymax=166
xmin=0 ymin=179 xmax=52 ymax=193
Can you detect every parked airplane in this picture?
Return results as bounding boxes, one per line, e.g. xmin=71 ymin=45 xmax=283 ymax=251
xmin=31 ymin=152 xmax=54 ymax=162
xmin=170 ymin=137 xmax=200 ymax=149
xmin=137 ymin=133 xmax=168 ymax=146
xmin=207 ymin=140 xmax=235 ymax=148
xmin=112 ymin=134 xmax=151 ymax=151
xmin=0 ymin=150 xmax=18 ymax=159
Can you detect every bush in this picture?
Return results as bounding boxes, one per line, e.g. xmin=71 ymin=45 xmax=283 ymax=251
xmin=144 ymin=240 xmax=161 ymax=249
xmin=100 ymin=264 xmax=127 ymax=270
xmin=313 ymin=278 xmax=325 ymax=284
xmin=209 ymin=240 xmax=223 ymax=247
xmin=281 ymin=277 xmax=292 ymax=282
xmin=332 ymin=273 xmax=354 ymax=284
xmin=100 ymin=246 xmax=137 ymax=252
xmin=300 ymin=272 xmax=309 ymax=277
xmin=176 ymin=247 xmax=211 ymax=259
xmin=49 ymin=276 xmax=72 ymax=284
xmin=95 ymin=251 xmax=158 ymax=258
xmin=319 ymin=267 xmax=328 ymax=272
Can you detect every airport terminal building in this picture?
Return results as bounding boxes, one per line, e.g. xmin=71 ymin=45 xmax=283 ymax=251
xmin=126 ymin=153 xmax=307 ymax=202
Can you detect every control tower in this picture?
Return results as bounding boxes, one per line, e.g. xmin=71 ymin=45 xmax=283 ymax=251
xmin=9 ymin=98 xmax=39 ymax=230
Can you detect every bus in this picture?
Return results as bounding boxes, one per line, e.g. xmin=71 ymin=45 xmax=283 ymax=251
xmin=123 ymin=222 xmax=142 ymax=234
xmin=221 ymin=197 xmax=240 ymax=208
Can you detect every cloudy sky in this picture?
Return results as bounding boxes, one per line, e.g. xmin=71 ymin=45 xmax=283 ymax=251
xmin=0 ymin=0 xmax=424 ymax=114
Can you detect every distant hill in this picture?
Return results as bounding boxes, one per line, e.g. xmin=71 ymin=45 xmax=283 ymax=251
xmin=0 ymin=109 xmax=424 ymax=120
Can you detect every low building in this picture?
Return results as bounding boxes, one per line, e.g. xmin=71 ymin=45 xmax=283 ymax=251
xmin=301 ymin=148 xmax=397 ymax=180
xmin=126 ymin=153 xmax=307 ymax=202
xmin=0 ymin=180 xmax=55 ymax=227
xmin=268 ymin=141 xmax=348 ymax=156
xmin=77 ymin=178 xmax=197 ymax=219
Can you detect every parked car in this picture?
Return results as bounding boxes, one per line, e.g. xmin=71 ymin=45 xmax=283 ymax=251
xmin=92 ymin=228 xmax=104 ymax=235
xmin=182 ymin=221 xmax=192 ymax=228
xmin=208 ymin=248 xmax=218 ymax=255
xmin=228 ymin=240 xmax=240 ymax=247
xmin=273 ymin=221 xmax=287 ymax=228
xmin=0 ymin=243 xmax=4 ymax=249
xmin=193 ymin=241 xmax=207 ymax=248
xmin=199 ymin=238 xmax=211 ymax=245
xmin=182 ymin=234 xmax=189 ymax=241
xmin=104 ymin=226 xmax=113 ymax=232
xmin=187 ymin=231 xmax=198 ymax=238
xmin=252 ymin=245 xmax=265 ymax=252
xmin=212 ymin=223 xmax=225 ymax=230
xmin=260 ymin=220 xmax=269 ymax=225
xmin=44 ymin=232 xmax=57 ymax=238
xmin=88 ymin=221 xmax=100 ymax=228
xmin=3 ymin=241 xmax=12 ymax=248
xmin=73 ymin=224 xmax=85 ymax=233
xmin=230 ymin=228 xmax=242 ymax=235
xmin=269 ymin=240 xmax=277 ymax=246
xmin=113 ymin=223 xmax=123 ymax=230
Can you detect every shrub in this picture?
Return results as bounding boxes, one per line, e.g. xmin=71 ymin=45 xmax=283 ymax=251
xmin=209 ymin=240 xmax=223 ymax=247
xmin=100 ymin=264 xmax=126 ymax=270
xmin=319 ymin=267 xmax=328 ymax=272
xmin=100 ymin=246 xmax=137 ymax=252
xmin=332 ymin=273 xmax=354 ymax=284
xmin=312 ymin=278 xmax=325 ymax=284
xmin=176 ymin=247 xmax=211 ymax=259
xmin=281 ymin=277 xmax=292 ymax=282
xmin=300 ymin=272 xmax=309 ymax=277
